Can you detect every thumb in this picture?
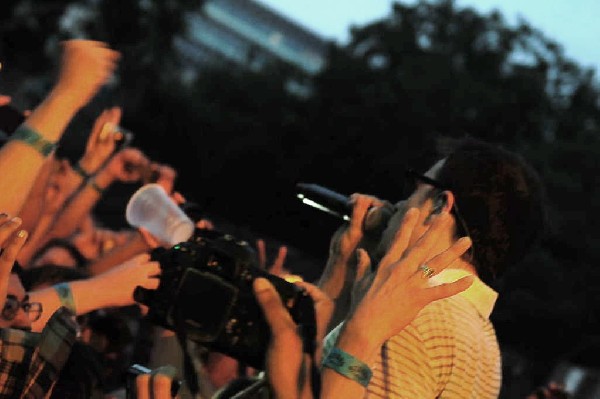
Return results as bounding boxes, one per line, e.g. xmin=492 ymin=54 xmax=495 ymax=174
xmin=354 ymin=248 xmax=371 ymax=284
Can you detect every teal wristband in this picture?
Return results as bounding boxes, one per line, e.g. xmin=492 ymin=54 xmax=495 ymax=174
xmin=10 ymin=125 xmax=57 ymax=156
xmin=53 ymin=282 xmax=76 ymax=313
xmin=322 ymin=347 xmax=373 ymax=387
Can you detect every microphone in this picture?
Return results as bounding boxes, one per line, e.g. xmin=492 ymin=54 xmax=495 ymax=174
xmin=295 ymin=183 xmax=351 ymax=221
xmin=295 ymin=183 xmax=396 ymax=235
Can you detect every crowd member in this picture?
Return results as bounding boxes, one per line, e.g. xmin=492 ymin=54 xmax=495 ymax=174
xmin=141 ymin=219 xmax=295 ymax=399
xmin=0 ymin=38 xmax=554 ymax=399
xmin=28 ymin=237 xmax=89 ymax=269
xmin=0 ymin=40 xmax=120 ymax=216
xmin=317 ymin=137 xmax=548 ymax=398
xmin=139 ymin=206 xmax=474 ymax=399
xmin=0 ymin=215 xmax=162 ymax=396
xmin=141 ymin=138 xmax=547 ymax=399
xmin=0 ymin=37 xmax=170 ymax=398
xmin=15 ymin=105 xmax=129 ymax=266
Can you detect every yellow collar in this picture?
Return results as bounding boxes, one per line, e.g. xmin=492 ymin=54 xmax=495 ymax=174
xmin=429 ymin=269 xmax=498 ymax=319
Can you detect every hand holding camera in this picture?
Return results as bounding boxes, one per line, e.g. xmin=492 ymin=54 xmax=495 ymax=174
xmin=133 ymin=228 xmax=317 ymax=371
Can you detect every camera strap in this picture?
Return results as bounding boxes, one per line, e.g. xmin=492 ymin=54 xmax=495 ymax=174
xmin=174 ymin=324 xmax=201 ymax=396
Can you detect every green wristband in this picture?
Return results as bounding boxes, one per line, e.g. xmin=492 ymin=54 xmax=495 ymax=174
xmin=10 ymin=125 xmax=57 ymax=157
xmin=53 ymin=282 xmax=76 ymax=313
xmin=323 ymin=347 xmax=373 ymax=387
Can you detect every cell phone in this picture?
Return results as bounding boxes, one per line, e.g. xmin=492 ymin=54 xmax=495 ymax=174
xmin=0 ymin=104 xmax=25 ymax=135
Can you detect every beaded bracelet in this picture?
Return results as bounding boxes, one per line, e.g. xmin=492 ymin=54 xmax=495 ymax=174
xmin=322 ymin=347 xmax=373 ymax=387
xmin=10 ymin=125 xmax=57 ymax=157
xmin=53 ymin=282 xmax=76 ymax=313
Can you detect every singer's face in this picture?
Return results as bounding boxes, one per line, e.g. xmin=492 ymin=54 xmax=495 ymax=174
xmin=376 ymin=159 xmax=446 ymax=255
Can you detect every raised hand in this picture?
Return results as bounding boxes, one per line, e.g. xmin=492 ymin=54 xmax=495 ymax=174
xmin=0 ymin=213 xmax=28 ymax=309
xmin=78 ymin=106 xmax=123 ymax=175
xmin=317 ymin=193 xmax=386 ymax=331
xmin=340 ymin=209 xmax=474 ymax=358
xmin=100 ymin=147 xmax=151 ymax=184
xmin=293 ymin=280 xmax=334 ymax=364
xmin=94 ymin=253 xmax=161 ymax=308
xmin=53 ymin=40 xmax=121 ymax=110
xmin=253 ymin=278 xmax=314 ymax=399
xmin=256 ymin=238 xmax=289 ymax=277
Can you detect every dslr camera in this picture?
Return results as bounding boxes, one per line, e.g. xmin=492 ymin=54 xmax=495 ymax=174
xmin=134 ymin=229 xmax=316 ymax=369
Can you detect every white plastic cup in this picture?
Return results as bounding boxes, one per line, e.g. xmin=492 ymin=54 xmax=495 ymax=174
xmin=125 ymin=183 xmax=194 ymax=246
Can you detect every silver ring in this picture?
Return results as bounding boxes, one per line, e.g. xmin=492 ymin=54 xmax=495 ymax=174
xmin=418 ymin=264 xmax=435 ymax=279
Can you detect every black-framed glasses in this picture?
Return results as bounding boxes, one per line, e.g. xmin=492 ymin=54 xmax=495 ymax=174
xmin=405 ymin=168 xmax=474 ymax=263
xmin=2 ymin=295 xmax=43 ymax=322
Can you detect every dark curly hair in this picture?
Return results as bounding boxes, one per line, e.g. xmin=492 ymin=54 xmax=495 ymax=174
xmin=434 ymin=138 xmax=548 ymax=285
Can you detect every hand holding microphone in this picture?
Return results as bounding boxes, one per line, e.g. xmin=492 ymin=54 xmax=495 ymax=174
xmin=295 ymin=183 xmax=395 ymax=235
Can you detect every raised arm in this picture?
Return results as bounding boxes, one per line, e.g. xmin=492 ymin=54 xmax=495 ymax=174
xmin=320 ymin=210 xmax=473 ymax=398
xmin=0 ymin=40 xmax=119 ymax=215
xmin=317 ymin=193 xmax=388 ymax=333
xmin=39 ymin=147 xmax=150 ymax=243
xmin=29 ymin=253 xmax=160 ymax=331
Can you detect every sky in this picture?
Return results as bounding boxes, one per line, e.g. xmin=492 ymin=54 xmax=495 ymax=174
xmin=258 ymin=0 xmax=600 ymax=78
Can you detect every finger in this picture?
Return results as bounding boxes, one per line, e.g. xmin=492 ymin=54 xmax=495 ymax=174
xmin=136 ymin=373 xmax=151 ymax=399
xmin=0 ymin=213 xmax=10 ymax=231
xmin=253 ymin=277 xmax=296 ymax=336
xmin=354 ymin=248 xmax=371 ymax=283
xmin=425 ymin=276 xmax=474 ymax=302
xmin=256 ymin=239 xmax=267 ymax=269
xmin=384 ymin=213 xmax=451 ymax=272
xmin=403 ymin=212 xmax=453 ymax=267
xmin=123 ymin=253 xmax=150 ymax=268
xmin=140 ymin=277 xmax=160 ymax=291
xmin=138 ymin=227 xmax=160 ymax=249
xmin=269 ymin=245 xmax=287 ymax=276
xmin=0 ymin=229 xmax=27 ymax=276
xmin=110 ymin=106 xmax=122 ymax=126
xmin=88 ymin=110 xmax=109 ymax=146
xmin=99 ymin=122 xmax=116 ymax=142
xmin=417 ymin=236 xmax=472 ymax=279
xmin=378 ymin=208 xmax=419 ymax=270
xmin=0 ymin=216 xmax=23 ymax=245
xmin=144 ymin=260 xmax=162 ymax=277
xmin=348 ymin=194 xmax=372 ymax=234
xmin=152 ymin=374 xmax=173 ymax=399
xmin=294 ymin=281 xmax=331 ymax=304
xmin=171 ymin=192 xmax=186 ymax=205
xmin=294 ymin=280 xmax=334 ymax=341
xmin=0 ymin=95 xmax=11 ymax=106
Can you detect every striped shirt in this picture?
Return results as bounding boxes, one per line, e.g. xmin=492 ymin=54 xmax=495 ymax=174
xmin=323 ymin=269 xmax=501 ymax=398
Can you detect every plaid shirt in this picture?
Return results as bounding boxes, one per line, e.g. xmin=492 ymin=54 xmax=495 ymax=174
xmin=0 ymin=307 xmax=77 ymax=398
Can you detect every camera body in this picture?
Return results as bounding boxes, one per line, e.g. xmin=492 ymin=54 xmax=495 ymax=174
xmin=134 ymin=229 xmax=316 ymax=370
